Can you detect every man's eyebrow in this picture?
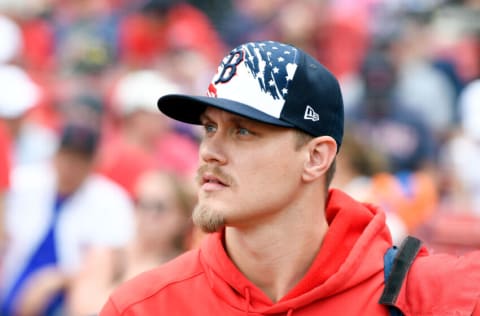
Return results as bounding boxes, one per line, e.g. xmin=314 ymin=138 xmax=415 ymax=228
xmin=199 ymin=113 xmax=211 ymax=123
xmin=229 ymin=116 xmax=254 ymax=126
xmin=199 ymin=111 xmax=256 ymax=126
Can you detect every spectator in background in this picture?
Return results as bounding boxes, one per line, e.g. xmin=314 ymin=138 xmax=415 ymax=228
xmin=391 ymin=13 xmax=456 ymax=143
xmin=430 ymin=1 xmax=480 ymax=91
xmin=0 ymin=123 xmax=134 ymax=316
xmin=118 ymin=0 xmax=224 ymax=68
xmin=331 ymin=132 xmax=408 ymax=244
xmin=347 ymin=48 xmax=437 ymax=174
xmin=0 ymin=64 xmax=57 ymax=166
xmin=273 ymin=0 xmax=324 ymax=57
xmin=346 ymin=48 xmax=440 ymax=234
xmin=60 ymin=93 xmax=105 ymax=137
xmin=440 ymin=78 xmax=480 ymax=214
xmin=96 ymin=70 xmax=198 ymax=197
xmin=216 ymin=0 xmax=284 ymax=47
xmin=314 ymin=0 xmax=369 ymax=82
xmin=273 ymin=0 xmax=366 ymax=76
xmin=333 ymin=133 xmax=439 ymax=238
xmin=332 ymin=129 xmax=438 ymax=240
xmin=68 ymin=169 xmax=194 ymax=316
xmin=186 ymin=0 xmax=232 ymax=33
xmin=156 ymin=28 xmax=221 ymax=95
xmin=367 ymin=170 xmax=439 ymax=236
xmin=50 ymin=0 xmax=121 ymax=76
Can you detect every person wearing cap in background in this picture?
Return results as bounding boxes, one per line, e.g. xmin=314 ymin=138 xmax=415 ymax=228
xmin=96 ymin=69 xmax=198 ymax=198
xmin=100 ymin=41 xmax=480 ymax=315
xmin=0 ymin=64 xmax=57 ymax=166
xmin=0 ymin=123 xmax=134 ymax=316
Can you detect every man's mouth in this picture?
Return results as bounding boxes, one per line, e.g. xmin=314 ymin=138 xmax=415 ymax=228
xmin=200 ymin=173 xmax=229 ymax=191
xmin=202 ymin=173 xmax=226 ymax=185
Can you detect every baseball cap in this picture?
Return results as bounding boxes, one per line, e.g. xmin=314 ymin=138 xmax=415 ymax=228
xmin=0 ymin=65 xmax=40 ymax=119
xmin=0 ymin=15 xmax=22 ymax=63
xmin=113 ymin=70 xmax=180 ymax=116
xmin=58 ymin=123 xmax=100 ymax=157
xmin=157 ymin=40 xmax=344 ymax=149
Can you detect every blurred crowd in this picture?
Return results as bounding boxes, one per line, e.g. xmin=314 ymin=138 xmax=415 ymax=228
xmin=0 ymin=0 xmax=479 ymax=314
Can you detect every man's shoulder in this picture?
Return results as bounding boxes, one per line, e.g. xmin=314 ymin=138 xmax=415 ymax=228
xmin=398 ymin=250 xmax=480 ymax=315
xmin=109 ymin=248 xmax=204 ymax=311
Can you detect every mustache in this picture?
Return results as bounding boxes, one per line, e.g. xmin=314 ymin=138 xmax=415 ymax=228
xmin=196 ymin=165 xmax=235 ymax=187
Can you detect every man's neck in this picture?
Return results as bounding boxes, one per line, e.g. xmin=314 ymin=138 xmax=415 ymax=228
xmin=224 ymin=200 xmax=329 ymax=303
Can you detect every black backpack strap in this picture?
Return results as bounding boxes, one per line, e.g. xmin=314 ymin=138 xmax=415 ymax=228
xmin=380 ymin=236 xmax=422 ymax=316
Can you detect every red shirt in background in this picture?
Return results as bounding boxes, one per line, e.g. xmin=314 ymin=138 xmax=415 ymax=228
xmin=95 ymin=135 xmax=158 ymax=198
xmin=95 ymin=132 xmax=198 ymax=198
xmin=118 ymin=3 xmax=224 ymax=67
xmin=0 ymin=122 xmax=11 ymax=191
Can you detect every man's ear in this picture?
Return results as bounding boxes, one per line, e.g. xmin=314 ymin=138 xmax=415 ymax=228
xmin=302 ymin=136 xmax=337 ymax=182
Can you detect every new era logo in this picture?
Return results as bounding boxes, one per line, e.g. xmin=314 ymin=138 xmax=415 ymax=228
xmin=304 ymin=105 xmax=319 ymax=121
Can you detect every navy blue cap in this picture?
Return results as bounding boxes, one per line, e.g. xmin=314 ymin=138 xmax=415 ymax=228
xmin=59 ymin=123 xmax=100 ymax=157
xmin=157 ymin=41 xmax=344 ymax=150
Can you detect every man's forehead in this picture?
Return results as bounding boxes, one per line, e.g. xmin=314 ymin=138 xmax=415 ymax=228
xmin=200 ymin=107 xmax=257 ymax=124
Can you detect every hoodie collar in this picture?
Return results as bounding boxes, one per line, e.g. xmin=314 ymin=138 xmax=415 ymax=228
xmin=199 ymin=189 xmax=392 ymax=314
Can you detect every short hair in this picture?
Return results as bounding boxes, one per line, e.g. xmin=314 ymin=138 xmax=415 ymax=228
xmin=293 ymin=129 xmax=337 ymax=189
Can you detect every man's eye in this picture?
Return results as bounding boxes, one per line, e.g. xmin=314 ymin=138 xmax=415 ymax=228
xmin=237 ymin=128 xmax=251 ymax=136
xmin=204 ymin=124 xmax=216 ymax=133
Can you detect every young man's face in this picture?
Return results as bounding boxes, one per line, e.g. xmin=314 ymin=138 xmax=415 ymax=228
xmin=194 ymin=107 xmax=305 ymax=232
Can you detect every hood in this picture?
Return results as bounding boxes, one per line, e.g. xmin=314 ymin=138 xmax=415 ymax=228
xmin=199 ymin=189 xmax=392 ymax=314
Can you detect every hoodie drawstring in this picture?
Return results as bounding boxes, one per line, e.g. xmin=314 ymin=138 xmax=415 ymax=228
xmin=287 ymin=308 xmax=293 ymax=316
xmin=244 ymin=287 xmax=251 ymax=315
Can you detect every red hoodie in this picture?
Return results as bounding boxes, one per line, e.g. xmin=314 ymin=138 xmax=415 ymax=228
xmin=100 ymin=190 xmax=480 ymax=315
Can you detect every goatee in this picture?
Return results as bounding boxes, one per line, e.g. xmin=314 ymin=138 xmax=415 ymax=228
xmin=192 ymin=203 xmax=225 ymax=233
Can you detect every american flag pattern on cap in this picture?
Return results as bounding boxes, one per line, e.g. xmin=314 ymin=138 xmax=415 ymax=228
xmin=207 ymin=41 xmax=299 ymax=119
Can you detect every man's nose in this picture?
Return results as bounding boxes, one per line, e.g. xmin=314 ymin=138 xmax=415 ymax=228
xmin=199 ymin=134 xmax=228 ymax=165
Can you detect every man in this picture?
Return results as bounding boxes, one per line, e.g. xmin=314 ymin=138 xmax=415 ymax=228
xmin=1 ymin=123 xmax=134 ymax=316
xmin=100 ymin=41 xmax=480 ymax=315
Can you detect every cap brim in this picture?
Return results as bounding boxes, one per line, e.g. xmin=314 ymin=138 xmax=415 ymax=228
xmin=157 ymin=94 xmax=294 ymax=128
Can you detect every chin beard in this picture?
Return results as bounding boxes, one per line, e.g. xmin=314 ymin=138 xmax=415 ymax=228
xmin=192 ymin=203 xmax=225 ymax=233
